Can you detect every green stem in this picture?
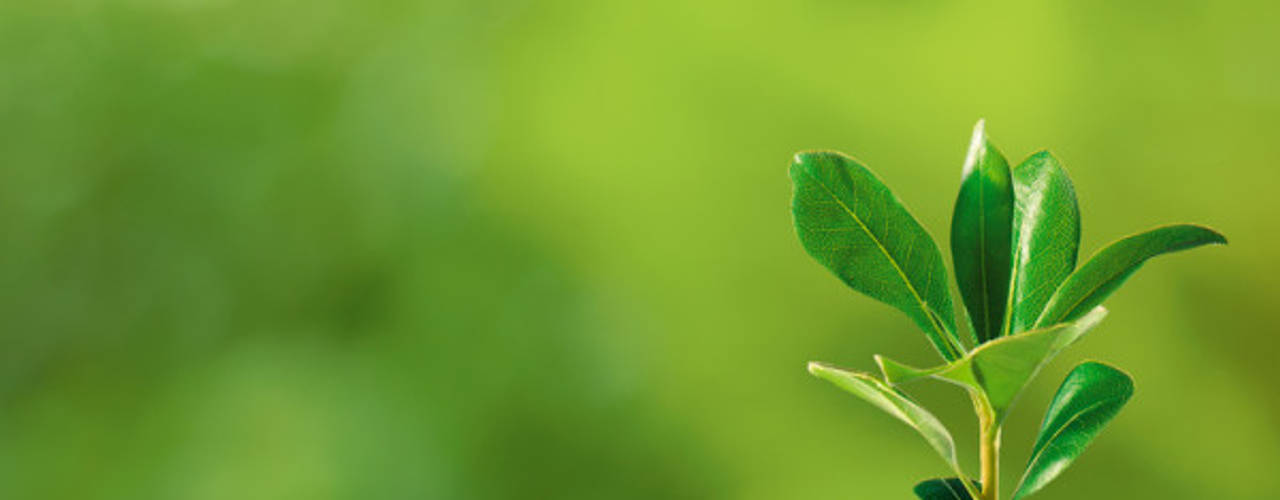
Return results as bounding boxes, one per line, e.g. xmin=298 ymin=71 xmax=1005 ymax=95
xmin=972 ymin=392 xmax=1001 ymax=500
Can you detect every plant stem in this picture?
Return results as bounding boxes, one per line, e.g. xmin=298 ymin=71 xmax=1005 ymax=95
xmin=979 ymin=419 xmax=1001 ymax=499
xmin=972 ymin=392 xmax=1001 ymax=500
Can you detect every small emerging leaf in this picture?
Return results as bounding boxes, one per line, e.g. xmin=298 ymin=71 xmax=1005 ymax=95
xmin=877 ymin=307 xmax=1107 ymax=421
xmin=1036 ymin=224 xmax=1226 ymax=327
xmin=792 ymin=151 xmax=963 ymax=360
xmin=951 ymin=120 xmax=1014 ymax=345
xmin=807 ymin=362 xmax=958 ymax=469
xmin=1012 ymin=361 xmax=1134 ymax=499
xmin=1006 ymin=151 xmax=1080 ymax=335
xmin=914 ymin=477 xmax=980 ymax=500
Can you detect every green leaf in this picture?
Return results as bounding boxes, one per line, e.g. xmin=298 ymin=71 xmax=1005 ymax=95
xmin=1036 ymin=224 xmax=1226 ymax=327
xmin=791 ymin=151 xmax=962 ymax=360
xmin=875 ymin=354 xmax=951 ymax=385
xmin=807 ymin=362 xmax=959 ymax=470
xmin=876 ymin=307 xmax=1107 ymax=421
xmin=1006 ymin=151 xmax=1080 ymax=335
xmin=1012 ymin=361 xmax=1134 ymax=499
xmin=950 ymin=120 xmax=1014 ymax=345
xmin=914 ymin=478 xmax=979 ymax=500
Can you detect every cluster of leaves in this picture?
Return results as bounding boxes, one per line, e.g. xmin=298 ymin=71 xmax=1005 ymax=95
xmin=791 ymin=121 xmax=1225 ymax=499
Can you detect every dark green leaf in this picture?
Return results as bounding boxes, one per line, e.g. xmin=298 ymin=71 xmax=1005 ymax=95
xmin=1006 ymin=151 xmax=1080 ymax=335
xmin=791 ymin=151 xmax=962 ymax=360
xmin=950 ymin=120 xmax=1014 ymax=345
xmin=877 ymin=307 xmax=1107 ymax=422
xmin=1036 ymin=224 xmax=1226 ymax=327
xmin=1012 ymin=361 xmax=1134 ymax=499
xmin=914 ymin=477 xmax=979 ymax=500
xmin=807 ymin=362 xmax=960 ymax=470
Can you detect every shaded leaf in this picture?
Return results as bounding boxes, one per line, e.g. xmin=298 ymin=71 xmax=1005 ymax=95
xmin=914 ymin=477 xmax=979 ymax=500
xmin=1012 ymin=361 xmax=1134 ymax=499
xmin=1006 ymin=151 xmax=1080 ymax=335
xmin=1036 ymin=224 xmax=1226 ymax=327
xmin=951 ymin=120 xmax=1014 ymax=345
xmin=791 ymin=151 xmax=962 ymax=360
xmin=807 ymin=362 xmax=958 ymax=468
xmin=876 ymin=307 xmax=1107 ymax=421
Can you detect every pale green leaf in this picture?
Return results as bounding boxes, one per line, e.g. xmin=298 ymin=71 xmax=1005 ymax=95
xmin=808 ymin=362 xmax=959 ymax=469
xmin=876 ymin=307 xmax=1107 ymax=421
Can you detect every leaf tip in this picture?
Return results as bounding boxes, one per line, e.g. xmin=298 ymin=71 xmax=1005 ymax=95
xmin=791 ymin=151 xmax=809 ymax=166
xmin=1173 ymin=224 xmax=1229 ymax=246
xmin=872 ymin=354 xmax=902 ymax=384
xmin=1027 ymin=149 xmax=1053 ymax=160
xmin=963 ymin=120 xmax=989 ymax=176
xmin=792 ymin=149 xmax=846 ymax=166
xmin=1077 ymin=306 xmax=1108 ymax=329
xmin=1078 ymin=360 xmax=1136 ymax=396
xmin=1206 ymin=227 xmax=1228 ymax=245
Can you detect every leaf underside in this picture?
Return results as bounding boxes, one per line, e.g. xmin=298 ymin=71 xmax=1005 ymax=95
xmin=807 ymin=362 xmax=959 ymax=469
xmin=791 ymin=151 xmax=962 ymax=360
xmin=1012 ymin=361 xmax=1134 ymax=499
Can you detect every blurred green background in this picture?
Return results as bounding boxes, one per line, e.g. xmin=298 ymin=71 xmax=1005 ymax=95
xmin=1 ymin=1 xmax=1277 ymax=498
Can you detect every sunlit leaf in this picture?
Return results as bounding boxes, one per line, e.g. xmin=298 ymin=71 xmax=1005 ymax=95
xmin=792 ymin=151 xmax=963 ymax=360
xmin=950 ymin=120 xmax=1014 ymax=345
xmin=1036 ymin=224 xmax=1226 ymax=327
xmin=1012 ymin=361 xmax=1134 ymax=499
xmin=1006 ymin=151 xmax=1080 ymax=335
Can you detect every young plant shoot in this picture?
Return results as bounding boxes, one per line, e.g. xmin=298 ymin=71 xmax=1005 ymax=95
xmin=791 ymin=121 xmax=1225 ymax=500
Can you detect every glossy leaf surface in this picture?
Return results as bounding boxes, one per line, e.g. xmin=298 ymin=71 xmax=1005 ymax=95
xmin=1036 ymin=224 xmax=1226 ymax=327
xmin=1013 ymin=361 xmax=1134 ymax=499
xmin=951 ymin=120 xmax=1014 ymax=345
xmin=877 ymin=307 xmax=1107 ymax=421
xmin=792 ymin=151 xmax=962 ymax=360
xmin=807 ymin=362 xmax=958 ymax=468
xmin=914 ymin=478 xmax=979 ymax=500
xmin=1006 ymin=151 xmax=1080 ymax=335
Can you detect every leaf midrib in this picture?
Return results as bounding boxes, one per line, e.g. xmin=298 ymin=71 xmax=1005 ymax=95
xmin=1014 ymin=396 xmax=1122 ymax=498
xmin=1002 ymin=167 xmax=1030 ymax=337
xmin=1035 ymin=226 xmax=1224 ymax=327
xmin=1037 ymin=268 xmax=1114 ymax=327
xmin=976 ymin=165 xmax=993 ymax=341
xmin=800 ymin=164 xmax=952 ymax=350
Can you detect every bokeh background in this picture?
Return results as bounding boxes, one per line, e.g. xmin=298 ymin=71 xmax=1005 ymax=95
xmin=1 ymin=1 xmax=1277 ymax=498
